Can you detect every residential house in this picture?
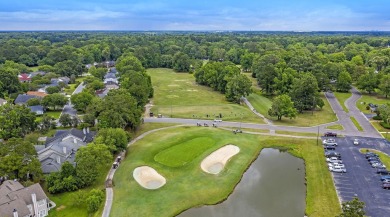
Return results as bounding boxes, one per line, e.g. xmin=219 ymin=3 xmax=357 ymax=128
xmin=49 ymin=77 xmax=70 ymax=87
xmin=35 ymin=128 xmax=96 ymax=174
xmin=28 ymin=105 xmax=44 ymax=115
xmin=104 ymin=72 xmax=119 ymax=85
xmin=0 ymin=98 xmax=7 ymax=106
xmin=18 ymin=73 xmax=31 ymax=83
xmin=95 ymin=88 xmax=109 ymax=98
xmin=29 ymin=71 xmax=46 ymax=78
xmin=0 ymin=180 xmax=54 ymax=217
xmin=14 ymin=94 xmax=41 ymax=105
xmin=104 ymin=61 xmax=115 ymax=68
xmin=109 ymin=67 xmax=118 ymax=74
xmin=26 ymin=91 xmax=48 ymax=98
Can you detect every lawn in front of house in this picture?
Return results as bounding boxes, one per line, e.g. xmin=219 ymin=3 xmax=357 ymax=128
xmin=46 ymin=111 xmax=62 ymax=119
xmin=334 ymin=92 xmax=352 ymax=112
xmin=148 ymin=68 xmax=264 ymax=124
xmin=357 ymin=94 xmax=390 ymax=113
xmin=110 ymin=126 xmax=340 ymax=217
xmin=47 ymin=162 xmax=111 ymax=217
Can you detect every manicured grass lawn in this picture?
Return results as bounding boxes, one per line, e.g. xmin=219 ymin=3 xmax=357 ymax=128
xmin=46 ymin=111 xmax=62 ymax=119
xmin=155 ymin=137 xmax=216 ymax=167
xmin=248 ymin=92 xmax=337 ymax=127
xmin=360 ymin=149 xmax=390 ymax=169
xmin=111 ymin=126 xmax=340 ymax=217
xmin=326 ymin=124 xmax=344 ymax=130
xmin=371 ymin=121 xmax=387 ymax=132
xmin=148 ymin=68 xmax=264 ymax=124
xmin=357 ymin=93 xmax=390 ymax=113
xmin=350 ymin=116 xmax=363 ymax=131
xmin=28 ymin=66 xmax=39 ymax=72
xmin=48 ymin=162 xmax=111 ymax=217
xmin=246 ymin=92 xmax=272 ymax=117
xmin=275 ymin=131 xmax=318 ymax=137
xmin=64 ymin=83 xmax=78 ymax=95
xmin=334 ymin=92 xmax=351 ymax=112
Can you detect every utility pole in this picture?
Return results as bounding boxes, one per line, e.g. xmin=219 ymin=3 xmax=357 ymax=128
xmin=317 ymin=126 xmax=320 ymax=146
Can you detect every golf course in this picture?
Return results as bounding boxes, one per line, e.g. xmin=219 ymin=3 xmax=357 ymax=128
xmin=110 ymin=126 xmax=340 ymax=217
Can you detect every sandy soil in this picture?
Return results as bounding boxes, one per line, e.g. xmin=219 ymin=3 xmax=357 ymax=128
xmin=133 ymin=166 xmax=166 ymax=190
xmin=201 ymin=145 xmax=240 ymax=174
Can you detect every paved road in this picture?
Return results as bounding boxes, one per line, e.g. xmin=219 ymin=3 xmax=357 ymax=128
xmin=326 ymin=136 xmax=390 ymax=216
xmin=324 ymin=90 xmax=382 ymax=138
xmin=346 ymin=87 xmax=381 ymax=137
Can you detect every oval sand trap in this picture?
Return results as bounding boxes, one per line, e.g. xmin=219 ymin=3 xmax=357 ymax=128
xmin=201 ymin=145 xmax=240 ymax=174
xmin=133 ymin=166 xmax=166 ymax=190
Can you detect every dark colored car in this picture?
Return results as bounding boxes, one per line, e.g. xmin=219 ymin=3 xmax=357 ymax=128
xmin=324 ymin=145 xmax=336 ymax=150
xmin=324 ymin=132 xmax=337 ymax=137
xmin=377 ymin=168 xmax=390 ymax=175
xmin=367 ymin=157 xmax=380 ymax=161
xmin=382 ymin=183 xmax=390 ymax=189
xmin=325 ymin=151 xmax=341 ymax=157
xmin=365 ymin=153 xmax=379 ymax=158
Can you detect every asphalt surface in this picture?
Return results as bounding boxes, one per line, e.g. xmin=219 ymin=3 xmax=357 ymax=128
xmin=61 ymin=82 xmax=85 ymax=116
xmin=324 ymin=136 xmax=390 ymax=217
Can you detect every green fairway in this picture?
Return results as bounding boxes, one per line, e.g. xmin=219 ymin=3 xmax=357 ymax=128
xmin=334 ymin=92 xmax=351 ymax=112
xmin=155 ymin=137 xmax=216 ymax=167
xmin=147 ymin=68 xmax=264 ymax=124
xmin=357 ymin=93 xmax=390 ymax=113
xmin=111 ymin=126 xmax=340 ymax=217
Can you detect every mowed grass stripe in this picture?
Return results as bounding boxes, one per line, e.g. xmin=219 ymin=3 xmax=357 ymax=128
xmin=154 ymin=137 xmax=216 ymax=167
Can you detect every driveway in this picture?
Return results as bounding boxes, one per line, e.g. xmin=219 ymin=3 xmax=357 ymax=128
xmin=325 ymin=136 xmax=390 ymax=216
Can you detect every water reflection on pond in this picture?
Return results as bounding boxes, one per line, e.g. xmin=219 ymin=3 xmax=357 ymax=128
xmin=178 ymin=148 xmax=306 ymax=217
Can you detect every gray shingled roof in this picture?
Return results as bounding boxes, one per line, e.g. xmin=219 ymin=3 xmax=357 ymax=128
xmin=28 ymin=105 xmax=44 ymax=114
xmin=36 ymin=128 xmax=96 ymax=173
xmin=14 ymin=94 xmax=40 ymax=105
xmin=0 ymin=181 xmax=48 ymax=217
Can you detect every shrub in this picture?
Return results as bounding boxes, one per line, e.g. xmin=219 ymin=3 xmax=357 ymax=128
xmin=86 ymin=189 xmax=105 ymax=213
xmin=380 ymin=122 xmax=390 ymax=129
xmin=373 ymin=115 xmax=382 ymax=120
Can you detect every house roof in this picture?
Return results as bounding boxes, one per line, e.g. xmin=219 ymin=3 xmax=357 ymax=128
xmin=14 ymin=94 xmax=40 ymax=105
xmin=37 ymin=128 xmax=96 ymax=173
xmin=27 ymin=91 xmax=48 ymax=97
xmin=28 ymin=105 xmax=44 ymax=113
xmin=104 ymin=72 xmax=117 ymax=79
xmin=18 ymin=73 xmax=31 ymax=82
xmin=0 ymin=180 xmax=48 ymax=217
xmin=109 ymin=68 xmax=118 ymax=74
xmin=29 ymin=71 xmax=46 ymax=78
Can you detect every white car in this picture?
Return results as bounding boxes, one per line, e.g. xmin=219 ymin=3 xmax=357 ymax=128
xmin=329 ymin=166 xmax=347 ymax=173
xmin=326 ymin=158 xmax=343 ymax=164
xmin=353 ymin=139 xmax=359 ymax=145
xmin=323 ymin=139 xmax=336 ymax=145
xmin=214 ymin=119 xmax=222 ymax=122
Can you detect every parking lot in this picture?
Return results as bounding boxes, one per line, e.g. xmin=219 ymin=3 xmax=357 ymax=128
xmin=323 ymin=136 xmax=390 ymax=216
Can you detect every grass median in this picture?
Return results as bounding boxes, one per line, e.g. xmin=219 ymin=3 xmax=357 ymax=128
xmin=350 ymin=116 xmax=363 ymax=131
xmin=111 ymin=126 xmax=340 ymax=217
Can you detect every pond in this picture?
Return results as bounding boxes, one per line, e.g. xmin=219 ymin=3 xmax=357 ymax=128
xmin=178 ymin=148 xmax=306 ymax=217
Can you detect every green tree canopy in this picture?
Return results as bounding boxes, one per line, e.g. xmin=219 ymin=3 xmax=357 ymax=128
xmin=0 ymin=104 xmax=36 ymax=139
xmin=336 ymin=71 xmax=352 ymax=92
xmin=94 ymin=128 xmax=130 ymax=153
xmin=268 ymin=94 xmax=298 ymax=120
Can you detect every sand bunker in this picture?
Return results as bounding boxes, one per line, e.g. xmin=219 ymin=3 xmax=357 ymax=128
xmin=201 ymin=145 xmax=240 ymax=174
xmin=133 ymin=166 xmax=166 ymax=190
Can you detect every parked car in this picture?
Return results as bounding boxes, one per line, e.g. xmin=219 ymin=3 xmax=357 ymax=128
xmin=324 ymin=145 xmax=336 ymax=150
xmin=325 ymin=151 xmax=341 ymax=157
xmin=323 ymin=138 xmax=336 ymax=144
xmin=328 ymin=163 xmax=345 ymax=169
xmin=382 ymin=183 xmax=390 ymax=189
xmin=329 ymin=166 xmax=347 ymax=173
xmin=367 ymin=157 xmax=380 ymax=162
xmin=214 ymin=119 xmax=223 ymax=122
xmin=353 ymin=139 xmax=359 ymax=145
xmin=377 ymin=168 xmax=390 ymax=175
xmin=324 ymin=132 xmax=337 ymax=137
xmin=326 ymin=158 xmax=343 ymax=164
xmin=380 ymin=175 xmax=390 ymax=181
xmin=365 ymin=152 xmax=379 ymax=158
xmin=372 ymin=163 xmax=386 ymax=168
xmin=382 ymin=179 xmax=390 ymax=184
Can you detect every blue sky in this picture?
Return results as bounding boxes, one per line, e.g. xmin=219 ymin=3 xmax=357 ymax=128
xmin=0 ymin=0 xmax=389 ymax=31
